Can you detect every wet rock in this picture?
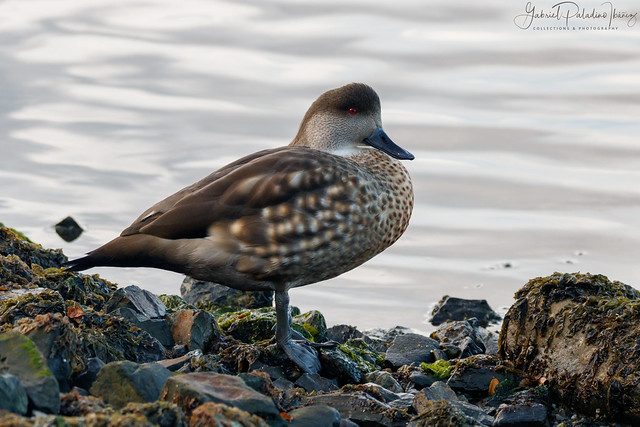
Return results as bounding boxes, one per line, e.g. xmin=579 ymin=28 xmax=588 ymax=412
xmin=447 ymin=355 xmax=519 ymax=397
xmin=119 ymin=401 xmax=187 ymax=427
xmin=410 ymin=399 xmax=492 ymax=426
xmin=0 ymin=331 xmax=60 ymax=414
xmin=499 ymin=272 xmax=640 ymax=424
xmin=37 ymin=268 xmax=116 ymax=310
xmin=0 ymin=226 xmax=67 ymax=269
xmin=414 ymin=381 xmax=458 ymax=404
xmin=409 ymin=370 xmax=437 ymax=390
xmin=493 ymin=403 xmax=548 ymax=426
xmin=387 ymin=393 xmax=414 ymax=410
xmin=293 ymin=310 xmax=328 ymax=343
xmin=327 ymin=324 xmax=368 ymax=344
xmin=73 ymin=357 xmax=105 ymax=391
xmin=167 ymin=309 xmax=222 ymax=351
xmin=0 ymin=288 xmax=65 ymax=325
xmin=289 ymin=405 xmax=341 ymax=427
xmin=430 ymin=296 xmax=501 ymax=327
xmin=294 ymin=372 xmax=338 ymax=393
xmin=318 ymin=346 xmax=363 ymax=385
xmin=161 ymin=372 xmax=281 ymax=422
xmin=190 ymin=401 xmax=269 ymax=427
xmin=112 ymin=306 xmax=174 ymax=347
xmin=0 ymin=373 xmax=29 ymax=415
xmin=273 ymin=377 xmax=294 ymax=390
xmin=357 ymin=382 xmax=402 ymax=403
xmin=385 ymin=333 xmax=438 ymax=368
xmin=106 ymin=284 xmax=167 ymax=318
xmin=54 ymin=216 xmax=83 ymax=242
xmin=219 ymin=307 xmax=276 ymax=343
xmin=364 ymin=326 xmax=411 ymax=352
xmin=363 ymin=370 xmax=403 ymax=393
xmin=90 ymin=360 xmax=173 ymax=409
xmin=307 ymin=392 xmax=407 ymax=426
xmin=481 ymin=330 xmax=499 ymax=356
xmin=430 ymin=319 xmax=485 ymax=358
xmin=181 ymin=277 xmax=273 ymax=310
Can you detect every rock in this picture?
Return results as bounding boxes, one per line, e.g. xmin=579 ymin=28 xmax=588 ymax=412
xmin=362 ymin=370 xmax=403 ymax=393
xmin=289 ymin=405 xmax=341 ymax=427
xmin=327 ymin=324 xmax=368 ymax=344
xmin=119 ymin=401 xmax=187 ymax=427
xmin=318 ymin=346 xmax=363 ymax=385
xmin=167 ymin=309 xmax=222 ymax=351
xmin=0 ymin=331 xmax=60 ymax=414
xmin=106 ymin=285 xmax=167 ymax=318
xmin=493 ymin=403 xmax=548 ymax=426
xmin=181 ymin=277 xmax=273 ymax=310
xmin=430 ymin=319 xmax=485 ymax=358
xmin=73 ymin=357 xmax=105 ymax=391
xmin=359 ymin=382 xmax=401 ymax=403
xmin=160 ymin=372 xmax=281 ymax=422
xmin=385 ymin=333 xmax=438 ymax=368
xmin=0 ymin=288 xmax=65 ymax=324
xmin=59 ymin=390 xmax=110 ymax=417
xmin=306 ymin=392 xmax=407 ymax=426
xmin=481 ymin=330 xmax=499 ymax=356
xmin=430 ymin=296 xmax=501 ymax=327
xmin=498 ymin=272 xmax=640 ymax=424
xmin=54 ymin=216 xmax=83 ymax=242
xmin=413 ymin=381 xmax=458 ymax=405
xmin=90 ymin=361 xmax=173 ymax=409
xmin=447 ymin=355 xmax=519 ymax=397
xmin=38 ymin=268 xmax=116 ymax=310
xmin=0 ymin=226 xmax=67 ymax=269
xmin=220 ymin=308 xmax=276 ymax=343
xmin=409 ymin=399 xmax=492 ymax=426
xmin=157 ymin=354 xmax=192 ymax=371
xmin=387 ymin=393 xmax=414 ymax=410
xmin=293 ymin=310 xmax=328 ymax=343
xmin=364 ymin=326 xmax=411 ymax=352
xmin=113 ymin=306 xmax=175 ymax=347
xmin=190 ymin=401 xmax=269 ymax=427
xmin=0 ymin=373 xmax=29 ymax=415
xmin=294 ymin=373 xmax=339 ymax=393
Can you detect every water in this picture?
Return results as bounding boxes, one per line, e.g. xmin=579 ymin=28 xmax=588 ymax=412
xmin=1 ymin=0 xmax=639 ymax=332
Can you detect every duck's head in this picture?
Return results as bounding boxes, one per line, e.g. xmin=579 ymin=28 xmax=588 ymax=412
xmin=291 ymin=83 xmax=414 ymax=160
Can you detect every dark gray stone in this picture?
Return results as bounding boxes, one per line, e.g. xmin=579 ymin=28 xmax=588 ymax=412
xmin=273 ymin=377 xmax=295 ymax=390
xmin=326 ymin=324 xmax=368 ymax=344
xmin=362 ymin=370 xmax=403 ymax=393
xmin=306 ymin=392 xmax=405 ymax=426
xmin=105 ymin=285 xmax=167 ymax=318
xmin=318 ymin=347 xmax=363 ymax=385
xmin=361 ymin=382 xmax=400 ymax=403
xmin=413 ymin=381 xmax=458 ymax=406
xmin=387 ymin=393 xmax=415 ymax=410
xmin=181 ymin=277 xmax=273 ymax=308
xmin=431 ymin=319 xmax=485 ymax=358
xmin=113 ymin=307 xmax=175 ymax=347
xmin=385 ymin=333 xmax=438 ymax=368
xmin=447 ymin=355 xmax=519 ymax=397
xmin=430 ymin=296 xmax=501 ymax=327
xmin=493 ymin=403 xmax=548 ymax=426
xmin=0 ymin=373 xmax=29 ymax=415
xmin=54 ymin=216 xmax=83 ymax=242
xmin=409 ymin=370 xmax=437 ymax=389
xmin=90 ymin=361 xmax=173 ymax=409
xmin=290 ymin=405 xmax=341 ymax=427
xmin=0 ymin=331 xmax=60 ymax=414
xmin=73 ymin=357 xmax=105 ymax=391
xmin=295 ymin=373 xmax=339 ymax=393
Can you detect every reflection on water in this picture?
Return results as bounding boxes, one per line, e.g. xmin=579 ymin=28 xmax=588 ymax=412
xmin=1 ymin=0 xmax=639 ymax=331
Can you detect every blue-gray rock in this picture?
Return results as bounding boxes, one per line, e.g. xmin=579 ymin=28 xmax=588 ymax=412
xmin=362 ymin=370 xmax=403 ymax=393
xmin=295 ymin=373 xmax=339 ymax=393
xmin=289 ymin=405 xmax=341 ymax=427
xmin=430 ymin=319 xmax=485 ymax=358
xmin=273 ymin=377 xmax=295 ymax=390
xmin=90 ymin=361 xmax=173 ymax=409
xmin=74 ymin=357 xmax=105 ymax=391
xmin=306 ymin=392 xmax=406 ymax=426
xmin=361 ymin=382 xmax=401 ymax=403
xmin=181 ymin=277 xmax=273 ymax=309
xmin=415 ymin=381 xmax=458 ymax=403
xmin=387 ymin=393 xmax=415 ymax=410
xmin=385 ymin=333 xmax=438 ymax=368
xmin=326 ymin=324 xmax=371 ymax=345
xmin=430 ymin=296 xmax=501 ymax=327
xmin=167 ymin=309 xmax=221 ymax=351
xmin=0 ymin=331 xmax=60 ymax=414
xmin=113 ymin=306 xmax=174 ymax=347
xmin=409 ymin=370 xmax=437 ymax=390
xmin=106 ymin=285 xmax=167 ymax=318
xmin=493 ymin=403 xmax=548 ymax=426
xmin=0 ymin=373 xmax=29 ymax=415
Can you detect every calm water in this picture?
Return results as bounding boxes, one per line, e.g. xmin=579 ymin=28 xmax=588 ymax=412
xmin=1 ymin=0 xmax=639 ymax=332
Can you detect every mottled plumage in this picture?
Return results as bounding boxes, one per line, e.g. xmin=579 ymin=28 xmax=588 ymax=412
xmin=66 ymin=83 xmax=414 ymax=373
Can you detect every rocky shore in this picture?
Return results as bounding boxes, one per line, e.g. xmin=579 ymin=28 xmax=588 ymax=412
xmin=0 ymin=222 xmax=636 ymax=426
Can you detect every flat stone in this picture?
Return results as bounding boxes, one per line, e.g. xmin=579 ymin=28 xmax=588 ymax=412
xmin=362 ymin=370 xmax=403 ymax=393
xmin=0 ymin=373 xmax=29 ymax=415
xmin=167 ymin=309 xmax=221 ymax=351
xmin=190 ymin=401 xmax=269 ymax=427
xmin=289 ymin=405 xmax=341 ymax=427
xmin=294 ymin=373 xmax=339 ymax=393
xmin=493 ymin=403 xmax=548 ymax=426
xmin=387 ymin=393 xmax=414 ymax=410
xmin=273 ymin=377 xmax=295 ymax=390
xmin=105 ymin=285 xmax=167 ymax=318
xmin=0 ymin=331 xmax=60 ymax=414
xmin=413 ymin=381 xmax=458 ymax=409
xmin=430 ymin=296 xmax=501 ymax=327
xmin=160 ymin=372 xmax=280 ymax=422
xmin=90 ymin=361 xmax=173 ymax=409
xmin=113 ymin=307 xmax=174 ymax=347
xmin=430 ymin=319 xmax=485 ymax=358
xmin=409 ymin=370 xmax=437 ymax=390
xmin=385 ymin=333 xmax=438 ymax=368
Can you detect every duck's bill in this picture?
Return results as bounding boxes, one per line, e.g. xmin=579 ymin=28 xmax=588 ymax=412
xmin=364 ymin=128 xmax=415 ymax=160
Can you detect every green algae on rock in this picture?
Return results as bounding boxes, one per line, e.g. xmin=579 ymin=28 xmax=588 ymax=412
xmin=499 ymin=272 xmax=640 ymax=424
xmin=0 ymin=226 xmax=66 ymax=269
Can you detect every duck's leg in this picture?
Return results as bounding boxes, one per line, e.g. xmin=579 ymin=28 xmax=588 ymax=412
xmin=275 ymin=289 xmax=321 ymax=373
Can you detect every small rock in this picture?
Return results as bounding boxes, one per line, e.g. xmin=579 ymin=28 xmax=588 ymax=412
xmin=73 ymin=357 xmax=105 ymax=391
xmin=409 ymin=399 xmax=493 ymax=426
xmin=387 ymin=393 xmax=415 ymax=410
xmin=409 ymin=370 xmax=437 ymax=390
xmin=430 ymin=318 xmax=485 ymax=358
xmin=105 ymin=285 xmax=167 ymax=318
xmin=326 ymin=324 xmax=368 ymax=344
xmin=0 ymin=226 xmax=67 ymax=269
xmin=54 ymin=216 xmax=83 ymax=242
xmin=0 ymin=331 xmax=60 ymax=414
xmin=360 ymin=382 xmax=401 ymax=403
xmin=90 ymin=361 xmax=173 ymax=409
xmin=160 ymin=372 xmax=281 ymax=422
xmin=293 ymin=310 xmax=328 ymax=343
xmin=0 ymin=373 xmax=29 ymax=415
xmin=318 ymin=347 xmax=363 ymax=385
xmin=157 ymin=354 xmax=192 ymax=371
xmin=181 ymin=277 xmax=273 ymax=309
xmin=493 ymin=403 xmax=548 ymax=426
xmin=167 ymin=309 xmax=221 ymax=351
xmin=385 ymin=333 xmax=438 ymax=368
xmin=289 ymin=405 xmax=341 ymax=427
xmin=113 ymin=307 xmax=174 ymax=347
xmin=294 ymin=373 xmax=338 ymax=393
xmin=119 ymin=401 xmax=187 ymax=427
xmin=413 ymin=381 xmax=458 ymax=407
xmin=307 ymin=392 xmax=407 ymax=426
xmin=446 ymin=354 xmax=519 ymax=397
xmin=430 ymin=296 xmax=501 ymax=327
xmin=362 ymin=370 xmax=403 ymax=393
xmin=273 ymin=377 xmax=295 ymax=390
xmin=190 ymin=401 xmax=268 ymax=427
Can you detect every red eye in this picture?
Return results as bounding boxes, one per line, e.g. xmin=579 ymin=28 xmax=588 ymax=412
xmin=348 ymin=107 xmax=357 ymax=115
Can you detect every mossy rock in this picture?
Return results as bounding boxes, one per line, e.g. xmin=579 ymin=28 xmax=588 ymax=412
xmin=0 ymin=288 xmax=66 ymax=326
xmin=0 ymin=226 xmax=66 ymax=269
xmin=158 ymin=294 xmax=195 ymax=312
xmin=408 ymin=399 xmax=469 ymax=427
xmin=292 ymin=310 xmax=328 ymax=343
xmin=217 ymin=308 xmax=276 ymax=343
xmin=34 ymin=267 xmax=116 ymax=310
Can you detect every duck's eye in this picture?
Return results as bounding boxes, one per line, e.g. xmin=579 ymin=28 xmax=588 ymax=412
xmin=348 ymin=107 xmax=357 ymax=115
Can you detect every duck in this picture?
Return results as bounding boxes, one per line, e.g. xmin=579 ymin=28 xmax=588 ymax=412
xmin=65 ymin=83 xmax=415 ymax=373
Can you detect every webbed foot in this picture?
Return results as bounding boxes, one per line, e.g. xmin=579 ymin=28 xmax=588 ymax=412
xmin=280 ymin=338 xmax=321 ymax=374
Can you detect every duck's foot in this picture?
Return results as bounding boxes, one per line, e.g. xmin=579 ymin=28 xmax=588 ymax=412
xmin=279 ymin=338 xmax=321 ymax=374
